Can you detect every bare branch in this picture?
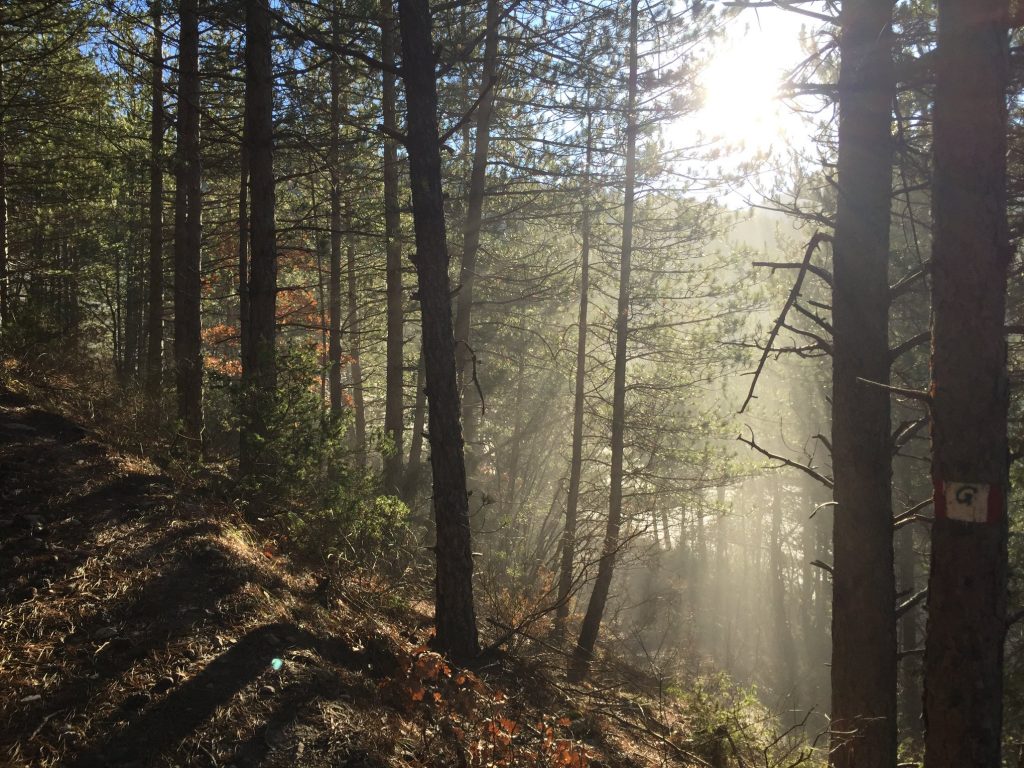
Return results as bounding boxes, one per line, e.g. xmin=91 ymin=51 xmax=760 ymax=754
xmin=896 ymin=588 xmax=927 ymax=619
xmin=856 ymin=377 xmax=931 ymax=403
xmin=753 ymin=260 xmax=833 ymax=288
xmin=890 ymin=331 xmax=930 ymax=362
xmin=740 ymin=232 xmax=833 ymax=413
xmin=810 ymin=559 xmax=834 ymax=576
xmin=738 ymin=427 xmax=834 ymax=489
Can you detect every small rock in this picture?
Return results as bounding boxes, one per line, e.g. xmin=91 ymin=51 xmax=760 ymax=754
xmin=93 ymin=626 xmax=119 ymax=641
xmin=120 ymin=693 xmax=151 ymax=711
xmin=258 ymin=685 xmax=276 ymax=698
xmin=152 ymin=676 xmax=175 ymax=695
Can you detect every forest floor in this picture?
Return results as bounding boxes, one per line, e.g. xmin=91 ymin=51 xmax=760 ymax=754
xmin=0 ymin=372 xmax=774 ymax=768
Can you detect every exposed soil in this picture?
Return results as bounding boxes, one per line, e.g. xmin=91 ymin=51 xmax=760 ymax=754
xmin=0 ymin=388 xmax=700 ymax=768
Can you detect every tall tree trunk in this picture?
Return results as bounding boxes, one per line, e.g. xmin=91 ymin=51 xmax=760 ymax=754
xmin=568 ymin=0 xmax=638 ymax=682
xmin=924 ymin=2 xmax=1010 ymax=765
xmin=173 ymin=0 xmax=203 ymax=449
xmin=346 ymin=204 xmax=366 ymax=462
xmin=452 ymin=0 xmax=500 ymax=464
xmin=328 ymin=6 xmax=344 ymax=421
xmin=398 ymin=0 xmax=479 ymax=659
xmin=240 ymin=0 xmax=278 ymax=495
xmin=829 ymin=1 xmax=896 ymax=765
xmin=144 ymin=0 xmax=165 ymax=409
xmin=556 ymin=115 xmax=593 ymax=639
xmin=381 ymin=0 xmax=404 ymax=492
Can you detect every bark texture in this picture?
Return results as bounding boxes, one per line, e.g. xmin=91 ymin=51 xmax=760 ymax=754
xmin=240 ymin=0 xmax=278 ymax=490
xmin=828 ymin=1 xmax=897 ymax=765
xmin=173 ymin=0 xmax=203 ymax=448
xmin=144 ymin=0 xmax=164 ymax=409
xmin=398 ymin=0 xmax=479 ymax=659
xmin=924 ymin=2 xmax=1010 ymax=765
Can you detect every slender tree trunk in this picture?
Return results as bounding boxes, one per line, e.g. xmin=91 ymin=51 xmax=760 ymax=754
xmin=398 ymin=0 xmax=479 ymax=659
xmin=345 ymin=204 xmax=366 ymax=462
xmin=173 ymin=0 xmax=203 ymax=449
xmin=452 ymin=0 xmax=500 ymax=463
xmin=328 ymin=6 xmax=344 ymax=420
xmin=770 ymin=485 xmax=799 ymax=713
xmin=924 ymin=2 xmax=1010 ymax=765
xmin=829 ymin=1 xmax=896 ymax=764
xmin=568 ymin=0 xmax=638 ymax=682
xmin=556 ymin=116 xmax=593 ymax=639
xmin=240 ymin=0 xmax=278 ymax=495
xmin=381 ymin=0 xmax=404 ymax=492
xmin=144 ymin=0 xmax=165 ymax=409
xmin=403 ymin=352 xmax=427 ymax=499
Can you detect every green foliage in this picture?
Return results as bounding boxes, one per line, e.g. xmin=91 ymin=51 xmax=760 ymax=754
xmin=219 ymin=344 xmax=409 ymax=559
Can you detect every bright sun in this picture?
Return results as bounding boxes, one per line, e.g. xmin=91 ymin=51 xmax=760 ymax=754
xmin=697 ymin=35 xmax=789 ymax=153
xmin=664 ymin=10 xmax=817 ymax=166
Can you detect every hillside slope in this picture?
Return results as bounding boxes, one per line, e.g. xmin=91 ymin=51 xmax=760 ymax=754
xmin=0 ymin=386 xmax=776 ymax=768
xmin=0 ymin=385 xmax=815 ymax=768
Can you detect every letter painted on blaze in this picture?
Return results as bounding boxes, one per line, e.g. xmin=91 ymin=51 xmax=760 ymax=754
xmin=943 ymin=481 xmax=990 ymax=523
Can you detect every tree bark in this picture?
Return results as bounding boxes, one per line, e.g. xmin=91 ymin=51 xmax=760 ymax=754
xmin=381 ymin=0 xmax=405 ymax=492
xmin=398 ymin=0 xmax=479 ymax=659
xmin=924 ymin=2 xmax=1010 ymax=766
xmin=144 ymin=0 xmax=165 ymax=410
xmin=829 ymin=1 xmax=897 ymax=765
xmin=568 ymin=0 xmax=638 ymax=682
xmin=556 ymin=115 xmax=593 ymax=639
xmin=452 ymin=0 xmax=500 ymax=463
xmin=173 ymin=0 xmax=203 ymax=449
xmin=240 ymin=0 xmax=278 ymax=493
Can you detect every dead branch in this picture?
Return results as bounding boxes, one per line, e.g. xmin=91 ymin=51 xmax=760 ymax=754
xmin=740 ymin=232 xmax=833 ymax=413
xmin=855 ymin=377 xmax=931 ymax=403
xmin=781 ymin=322 xmax=834 ymax=356
xmin=892 ymin=418 xmax=927 ymax=454
xmin=810 ymin=559 xmax=833 ymax=576
xmin=890 ymin=267 xmax=928 ymax=299
xmin=894 ymin=497 xmax=933 ymax=529
xmin=810 ymin=500 xmax=837 ymax=518
xmin=753 ymin=261 xmax=833 ymax=288
xmin=738 ymin=427 xmax=834 ymax=489
xmin=792 ymin=301 xmax=834 ymax=335
xmin=889 ymin=331 xmax=930 ymax=362
xmin=896 ymin=588 xmax=927 ymax=619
